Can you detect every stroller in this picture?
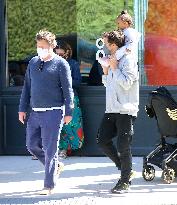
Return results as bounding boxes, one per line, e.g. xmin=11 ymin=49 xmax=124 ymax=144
xmin=142 ymin=86 xmax=177 ymax=184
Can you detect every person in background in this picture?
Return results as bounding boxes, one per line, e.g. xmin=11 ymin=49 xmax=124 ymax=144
xmin=9 ymin=61 xmax=24 ymax=86
xmin=97 ymin=30 xmax=139 ymax=194
xmin=88 ymin=60 xmax=103 ymax=86
xmin=18 ymin=29 xmax=74 ymax=195
xmin=55 ymin=41 xmax=84 ymax=159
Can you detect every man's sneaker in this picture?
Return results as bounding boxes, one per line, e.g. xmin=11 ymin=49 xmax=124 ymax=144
xmin=39 ymin=187 xmax=54 ymax=195
xmin=113 ymin=170 xmax=136 ymax=188
xmin=129 ymin=170 xmax=136 ymax=184
xmin=31 ymin=155 xmax=38 ymax=160
xmin=111 ymin=179 xmax=122 ymax=193
xmin=111 ymin=182 xmax=129 ymax=194
xmin=57 ymin=161 xmax=64 ymax=175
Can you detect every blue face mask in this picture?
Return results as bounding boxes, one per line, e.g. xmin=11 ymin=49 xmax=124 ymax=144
xmin=102 ymin=44 xmax=111 ymax=56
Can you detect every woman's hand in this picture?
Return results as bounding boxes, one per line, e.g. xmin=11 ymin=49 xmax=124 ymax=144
xmin=64 ymin=116 xmax=72 ymax=125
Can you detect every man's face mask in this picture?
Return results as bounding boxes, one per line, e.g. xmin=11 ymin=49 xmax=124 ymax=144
xmin=37 ymin=48 xmax=51 ymax=60
xmin=102 ymin=44 xmax=111 ymax=56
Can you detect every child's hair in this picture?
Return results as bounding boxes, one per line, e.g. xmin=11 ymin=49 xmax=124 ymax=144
xmin=102 ymin=30 xmax=125 ymax=48
xmin=117 ymin=10 xmax=133 ymax=26
xmin=35 ymin=29 xmax=57 ymax=48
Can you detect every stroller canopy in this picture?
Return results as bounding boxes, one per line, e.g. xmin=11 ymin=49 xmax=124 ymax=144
xmin=146 ymin=86 xmax=177 ymax=137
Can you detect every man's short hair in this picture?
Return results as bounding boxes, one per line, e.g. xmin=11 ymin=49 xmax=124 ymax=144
xmin=35 ymin=29 xmax=57 ymax=48
xmin=103 ymin=30 xmax=125 ymax=48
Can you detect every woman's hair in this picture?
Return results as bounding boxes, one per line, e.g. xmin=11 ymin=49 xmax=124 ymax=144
xmin=102 ymin=30 xmax=125 ymax=48
xmin=35 ymin=29 xmax=57 ymax=48
xmin=55 ymin=40 xmax=73 ymax=59
xmin=117 ymin=10 xmax=133 ymax=26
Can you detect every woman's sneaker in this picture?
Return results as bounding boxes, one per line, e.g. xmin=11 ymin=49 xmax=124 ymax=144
xmin=59 ymin=150 xmax=67 ymax=159
xmin=57 ymin=162 xmax=64 ymax=175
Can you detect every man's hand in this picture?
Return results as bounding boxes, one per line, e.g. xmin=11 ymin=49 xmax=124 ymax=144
xmin=64 ymin=116 xmax=72 ymax=125
xmin=108 ymin=55 xmax=118 ymax=70
xmin=98 ymin=56 xmax=110 ymax=67
xmin=101 ymin=65 xmax=109 ymax=75
xmin=18 ymin=112 xmax=26 ymax=124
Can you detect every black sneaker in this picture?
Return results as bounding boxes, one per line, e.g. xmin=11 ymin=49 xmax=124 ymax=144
xmin=111 ymin=182 xmax=129 ymax=194
xmin=113 ymin=170 xmax=136 ymax=188
xmin=111 ymin=179 xmax=122 ymax=193
xmin=129 ymin=170 xmax=136 ymax=184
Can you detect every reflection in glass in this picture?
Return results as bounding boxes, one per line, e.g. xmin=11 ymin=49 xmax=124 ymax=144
xmin=77 ymin=0 xmax=133 ymax=85
xmin=144 ymin=0 xmax=177 ymax=85
xmin=6 ymin=0 xmax=134 ymax=86
xmin=7 ymin=0 xmax=76 ymax=87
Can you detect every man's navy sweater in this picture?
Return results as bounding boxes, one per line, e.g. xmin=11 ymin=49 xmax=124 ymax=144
xmin=19 ymin=55 xmax=74 ymax=116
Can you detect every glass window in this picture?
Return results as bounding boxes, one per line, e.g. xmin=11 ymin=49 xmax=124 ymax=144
xmin=7 ymin=0 xmax=76 ymax=87
xmin=6 ymin=0 xmax=134 ymax=87
xmin=77 ymin=0 xmax=134 ymax=85
xmin=144 ymin=0 xmax=177 ymax=86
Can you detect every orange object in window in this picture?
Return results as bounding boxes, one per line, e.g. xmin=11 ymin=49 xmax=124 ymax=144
xmin=144 ymin=34 xmax=177 ymax=85
xmin=144 ymin=0 xmax=177 ymax=85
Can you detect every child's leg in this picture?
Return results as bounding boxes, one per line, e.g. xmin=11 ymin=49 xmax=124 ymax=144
xmin=115 ymin=46 xmax=126 ymax=60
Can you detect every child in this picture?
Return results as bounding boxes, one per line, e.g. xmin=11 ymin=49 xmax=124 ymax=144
xmin=98 ymin=10 xmax=141 ymax=67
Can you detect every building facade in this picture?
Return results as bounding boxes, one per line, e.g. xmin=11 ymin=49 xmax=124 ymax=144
xmin=0 ymin=0 xmax=177 ymax=156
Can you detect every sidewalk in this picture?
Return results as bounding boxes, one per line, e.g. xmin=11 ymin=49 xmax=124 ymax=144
xmin=0 ymin=156 xmax=177 ymax=205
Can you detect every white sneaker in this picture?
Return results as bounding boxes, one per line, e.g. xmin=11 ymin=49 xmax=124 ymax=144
xmin=39 ymin=188 xmax=54 ymax=195
xmin=57 ymin=161 xmax=64 ymax=175
xmin=59 ymin=150 xmax=67 ymax=159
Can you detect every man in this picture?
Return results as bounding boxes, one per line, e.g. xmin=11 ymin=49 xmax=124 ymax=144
xmin=18 ymin=29 xmax=74 ymax=195
xmin=97 ymin=30 xmax=139 ymax=194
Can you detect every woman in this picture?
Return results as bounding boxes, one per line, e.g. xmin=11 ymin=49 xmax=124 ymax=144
xmin=55 ymin=40 xmax=84 ymax=158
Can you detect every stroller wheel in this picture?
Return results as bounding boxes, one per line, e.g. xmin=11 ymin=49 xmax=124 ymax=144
xmin=162 ymin=168 xmax=175 ymax=184
xmin=142 ymin=165 xmax=155 ymax=181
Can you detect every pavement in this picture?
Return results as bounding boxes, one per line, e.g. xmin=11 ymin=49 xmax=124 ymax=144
xmin=0 ymin=156 xmax=177 ymax=205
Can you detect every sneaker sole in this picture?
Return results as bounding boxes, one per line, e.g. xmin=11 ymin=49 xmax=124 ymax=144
xmin=112 ymin=190 xmax=129 ymax=194
xmin=39 ymin=188 xmax=53 ymax=195
xmin=111 ymin=188 xmax=129 ymax=194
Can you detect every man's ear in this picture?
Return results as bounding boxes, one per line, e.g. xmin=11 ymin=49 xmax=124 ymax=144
xmin=113 ymin=43 xmax=118 ymax=49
